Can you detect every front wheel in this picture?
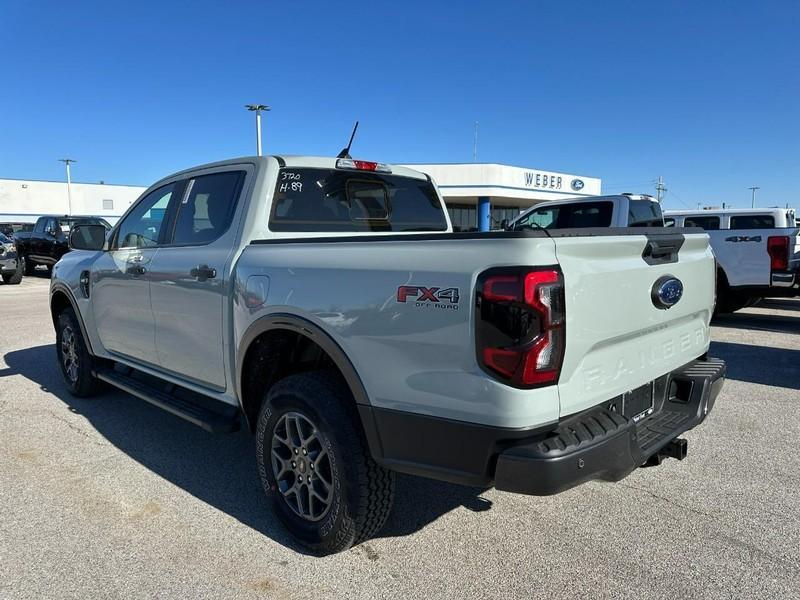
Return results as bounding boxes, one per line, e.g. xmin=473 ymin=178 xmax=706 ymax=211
xmin=24 ymin=255 xmax=35 ymax=276
xmin=56 ymin=308 xmax=102 ymax=397
xmin=2 ymin=260 xmax=23 ymax=285
xmin=255 ymin=371 xmax=395 ymax=555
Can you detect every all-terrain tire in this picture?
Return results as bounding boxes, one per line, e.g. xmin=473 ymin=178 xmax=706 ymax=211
xmin=255 ymin=371 xmax=395 ymax=555
xmin=56 ymin=307 xmax=103 ymax=397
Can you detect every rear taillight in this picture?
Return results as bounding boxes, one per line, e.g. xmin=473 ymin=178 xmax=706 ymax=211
xmin=476 ymin=267 xmax=565 ymax=388
xmin=767 ymin=236 xmax=789 ymax=271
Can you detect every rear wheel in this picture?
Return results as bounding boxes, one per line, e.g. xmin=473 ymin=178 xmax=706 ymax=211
xmin=255 ymin=371 xmax=395 ymax=555
xmin=715 ymin=292 xmax=757 ymax=314
xmin=714 ymin=269 xmax=756 ymax=315
xmin=56 ymin=308 xmax=102 ymax=397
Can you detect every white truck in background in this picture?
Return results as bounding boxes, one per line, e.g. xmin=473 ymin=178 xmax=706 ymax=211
xmin=665 ymin=208 xmax=799 ymax=312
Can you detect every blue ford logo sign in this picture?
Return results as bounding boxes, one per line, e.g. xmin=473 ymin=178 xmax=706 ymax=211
xmin=571 ymin=179 xmax=585 ymax=191
xmin=652 ymin=276 xmax=683 ymax=310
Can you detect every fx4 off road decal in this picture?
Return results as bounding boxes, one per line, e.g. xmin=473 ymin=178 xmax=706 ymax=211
xmin=396 ymin=286 xmax=460 ymax=310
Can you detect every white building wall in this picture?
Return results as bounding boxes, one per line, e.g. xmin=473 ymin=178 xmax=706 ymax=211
xmin=403 ymin=163 xmax=601 ymax=207
xmin=0 ymin=178 xmax=146 ymax=225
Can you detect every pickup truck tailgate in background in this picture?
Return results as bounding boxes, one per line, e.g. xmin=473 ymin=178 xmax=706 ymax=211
xmin=553 ymin=232 xmax=715 ymax=418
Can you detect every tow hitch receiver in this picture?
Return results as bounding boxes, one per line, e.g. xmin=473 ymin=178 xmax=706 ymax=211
xmin=643 ymin=438 xmax=688 ymax=467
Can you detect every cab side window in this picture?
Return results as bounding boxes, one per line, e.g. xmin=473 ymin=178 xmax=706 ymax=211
xmin=514 ymin=207 xmax=558 ymax=230
xmin=170 ymin=171 xmax=244 ymax=245
xmin=730 ymin=215 xmax=774 ymax=229
xmin=627 ymin=201 xmax=664 ymax=227
xmin=684 ymin=216 xmax=720 ymax=230
xmin=114 ymin=184 xmax=175 ymax=249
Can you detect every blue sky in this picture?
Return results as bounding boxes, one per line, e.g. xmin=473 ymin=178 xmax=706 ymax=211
xmin=1 ymin=1 xmax=797 ymax=209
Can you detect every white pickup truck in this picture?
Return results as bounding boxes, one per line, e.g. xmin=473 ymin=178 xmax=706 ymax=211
xmin=665 ymin=208 xmax=800 ymax=312
xmin=51 ymin=155 xmax=724 ymax=554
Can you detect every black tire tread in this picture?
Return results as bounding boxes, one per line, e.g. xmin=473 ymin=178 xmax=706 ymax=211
xmin=56 ymin=307 xmax=102 ymax=398
xmin=258 ymin=371 xmax=394 ymax=554
xmin=2 ymin=265 xmax=23 ymax=284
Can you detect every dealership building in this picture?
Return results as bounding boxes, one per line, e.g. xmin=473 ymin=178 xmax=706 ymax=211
xmin=0 ymin=162 xmax=600 ymax=232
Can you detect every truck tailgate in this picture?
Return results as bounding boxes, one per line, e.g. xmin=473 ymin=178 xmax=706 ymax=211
xmin=553 ymin=231 xmax=715 ymax=417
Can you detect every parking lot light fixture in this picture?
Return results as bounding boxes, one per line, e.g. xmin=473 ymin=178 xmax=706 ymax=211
xmin=59 ymin=158 xmax=76 ymax=215
xmin=245 ymin=104 xmax=271 ymax=156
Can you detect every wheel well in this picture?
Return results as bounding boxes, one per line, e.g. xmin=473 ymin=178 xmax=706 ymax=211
xmin=239 ymin=329 xmax=352 ymax=432
xmin=50 ymin=290 xmax=72 ymax=327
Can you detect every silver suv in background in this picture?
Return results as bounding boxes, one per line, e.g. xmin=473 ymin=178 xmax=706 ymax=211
xmin=0 ymin=232 xmax=23 ymax=285
xmin=505 ymin=193 xmax=664 ymax=231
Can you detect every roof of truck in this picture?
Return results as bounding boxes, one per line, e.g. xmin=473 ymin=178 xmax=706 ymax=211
xmin=664 ymin=207 xmax=794 ymax=216
xmin=163 ymin=155 xmax=428 ymax=183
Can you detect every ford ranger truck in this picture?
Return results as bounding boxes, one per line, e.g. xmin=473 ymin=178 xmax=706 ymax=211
xmin=51 ymin=156 xmax=725 ymax=554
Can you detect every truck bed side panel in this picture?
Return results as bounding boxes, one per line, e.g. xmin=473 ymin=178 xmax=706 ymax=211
xmin=234 ymin=237 xmax=560 ymax=429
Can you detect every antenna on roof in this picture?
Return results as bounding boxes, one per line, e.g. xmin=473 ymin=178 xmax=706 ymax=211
xmin=337 ymin=121 xmax=359 ymax=159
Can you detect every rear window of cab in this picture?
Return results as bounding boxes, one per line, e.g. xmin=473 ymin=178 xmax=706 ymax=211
xmin=269 ymin=168 xmax=447 ymax=232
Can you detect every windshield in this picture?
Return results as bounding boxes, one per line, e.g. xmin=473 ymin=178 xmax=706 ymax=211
xmin=0 ymin=232 xmax=9 ymax=244
xmin=269 ymin=168 xmax=448 ymax=232
xmin=512 ymin=201 xmax=613 ymax=230
xmin=58 ymin=217 xmax=112 ymax=230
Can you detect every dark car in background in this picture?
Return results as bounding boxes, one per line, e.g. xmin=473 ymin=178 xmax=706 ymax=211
xmin=0 ymin=222 xmax=35 ymax=238
xmin=14 ymin=215 xmax=111 ymax=275
xmin=0 ymin=232 xmax=23 ymax=284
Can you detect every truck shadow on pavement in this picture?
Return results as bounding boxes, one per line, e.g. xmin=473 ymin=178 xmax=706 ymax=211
xmin=1 ymin=344 xmax=492 ymax=554
xmin=709 ymin=340 xmax=800 ymax=390
xmin=711 ymin=311 xmax=800 ymax=335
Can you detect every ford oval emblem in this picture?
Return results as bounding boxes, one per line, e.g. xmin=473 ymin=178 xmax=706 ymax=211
xmin=571 ymin=179 xmax=585 ymax=191
xmin=652 ymin=276 xmax=683 ymax=310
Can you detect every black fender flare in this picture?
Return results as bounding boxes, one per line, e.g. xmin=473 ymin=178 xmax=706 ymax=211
xmin=235 ymin=314 xmax=383 ymax=457
xmin=50 ymin=283 xmax=95 ymax=356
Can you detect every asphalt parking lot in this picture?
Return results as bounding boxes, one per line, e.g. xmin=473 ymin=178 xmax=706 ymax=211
xmin=1 ymin=275 xmax=799 ymax=599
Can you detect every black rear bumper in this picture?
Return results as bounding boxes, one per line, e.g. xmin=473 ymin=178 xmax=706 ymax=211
xmin=361 ymin=356 xmax=725 ymax=495
xmin=494 ymin=357 xmax=725 ymax=495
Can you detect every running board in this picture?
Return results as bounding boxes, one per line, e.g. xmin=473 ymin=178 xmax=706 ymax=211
xmin=96 ymin=368 xmax=240 ymax=433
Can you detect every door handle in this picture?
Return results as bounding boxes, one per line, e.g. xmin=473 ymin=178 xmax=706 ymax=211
xmin=190 ymin=264 xmax=216 ymax=282
xmin=126 ymin=264 xmax=146 ymax=276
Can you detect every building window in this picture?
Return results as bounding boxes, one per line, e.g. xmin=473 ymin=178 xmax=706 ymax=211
xmin=102 ymin=199 xmax=114 ymax=210
xmin=446 ymin=204 xmax=522 ymax=231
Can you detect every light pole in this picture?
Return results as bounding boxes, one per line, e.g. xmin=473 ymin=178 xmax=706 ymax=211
xmin=245 ymin=104 xmax=270 ymax=156
xmin=748 ymin=186 xmax=760 ymax=208
xmin=473 ymin=121 xmax=478 ymax=162
xmin=59 ymin=158 xmax=76 ymax=215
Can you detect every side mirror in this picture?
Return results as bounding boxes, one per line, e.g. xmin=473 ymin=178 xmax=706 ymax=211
xmin=69 ymin=224 xmax=107 ymax=251
xmin=500 ymin=219 xmax=510 ymax=231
